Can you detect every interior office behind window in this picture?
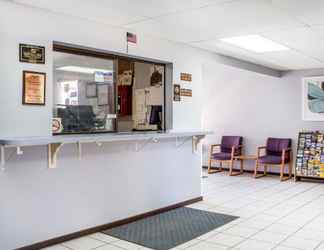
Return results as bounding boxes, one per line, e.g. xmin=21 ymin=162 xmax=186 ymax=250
xmin=53 ymin=49 xmax=165 ymax=134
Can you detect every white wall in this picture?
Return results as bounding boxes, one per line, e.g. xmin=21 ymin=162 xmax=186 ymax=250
xmin=202 ymin=62 xmax=324 ymax=171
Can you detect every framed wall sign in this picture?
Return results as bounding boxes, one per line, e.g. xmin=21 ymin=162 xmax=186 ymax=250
xmin=180 ymin=88 xmax=192 ymax=97
xmin=180 ymin=73 xmax=192 ymax=82
xmin=174 ymin=84 xmax=181 ymax=101
xmin=22 ymin=71 xmax=46 ymax=105
xmin=19 ymin=44 xmax=45 ymax=64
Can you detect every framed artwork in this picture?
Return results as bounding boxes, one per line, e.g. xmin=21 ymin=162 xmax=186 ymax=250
xmin=174 ymin=84 xmax=181 ymax=101
xmin=86 ymin=83 xmax=97 ymax=98
xmin=302 ymin=76 xmax=324 ymax=121
xmin=22 ymin=71 xmax=46 ymax=105
xmin=19 ymin=44 xmax=45 ymax=64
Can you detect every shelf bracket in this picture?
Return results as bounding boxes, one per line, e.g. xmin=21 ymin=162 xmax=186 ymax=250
xmin=135 ymin=137 xmax=158 ymax=152
xmin=77 ymin=142 xmax=82 ymax=160
xmin=48 ymin=143 xmax=63 ymax=169
xmin=1 ymin=146 xmax=5 ymax=171
xmin=192 ymin=135 xmax=205 ymax=153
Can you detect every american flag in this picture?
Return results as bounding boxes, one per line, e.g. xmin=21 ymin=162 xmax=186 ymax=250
xmin=127 ymin=32 xmax=137 ymax=44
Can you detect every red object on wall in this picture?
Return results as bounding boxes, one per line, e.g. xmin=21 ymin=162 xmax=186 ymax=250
xmin=118 ymin=85 xmax=132 ymax=116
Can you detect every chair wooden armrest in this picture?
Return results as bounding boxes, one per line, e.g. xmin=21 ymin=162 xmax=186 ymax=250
xmin=256 ymin=146 xmax=266 ymax=158
xmin=231 ymin=145 xmax=243 ymax=158
xmin=210 ymin=144 xmax=221 ymax=153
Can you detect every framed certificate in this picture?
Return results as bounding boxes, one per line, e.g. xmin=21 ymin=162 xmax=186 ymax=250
xmin=22 ymin=71 xmax=46 ymax=105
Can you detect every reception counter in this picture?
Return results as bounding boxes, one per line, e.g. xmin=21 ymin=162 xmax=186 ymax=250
xmin=0 ymin=130 xmax=209 ymax=250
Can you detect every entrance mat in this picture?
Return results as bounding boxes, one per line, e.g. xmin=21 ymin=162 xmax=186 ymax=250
xmin=102 ymin=207 xmax=238 ymax=250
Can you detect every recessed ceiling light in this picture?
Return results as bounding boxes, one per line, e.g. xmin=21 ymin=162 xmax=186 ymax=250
xmin=56 ymin=66 xmax=112 ymax=74
xmin=220 ymin=35 xmax=289 ymax=53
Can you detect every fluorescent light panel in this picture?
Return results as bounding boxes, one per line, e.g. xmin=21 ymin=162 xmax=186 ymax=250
xmin=220 ymin=35 xmax=289 ymax=53
xmin=56 ymin=66 xmax=112 ymax=74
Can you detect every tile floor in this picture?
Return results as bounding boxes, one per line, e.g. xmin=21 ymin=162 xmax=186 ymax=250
xmin=43 ymin=170 xmax=324 ymax=250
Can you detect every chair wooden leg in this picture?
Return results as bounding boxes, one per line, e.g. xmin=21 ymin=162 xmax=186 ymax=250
xmin=289 ymin=161 xmax=292 ymax=179
xmin=264 ymin=165 xmax=267 ymax=176
xmin=208 ymin=158 xmax=212 ymax=174
xmin=254 ymin=161 xmax=267 ymax=179
xmin=281 ymin=162 xmax=292 ymax=181
xmin=240 ymin=159 xmax=244 ymax=174
xmin=229 ymin=160 xmax=234 ymax=176
xmin=208 ymin=160 xmax=224 ymax=174
xmin=280 ymin=163 xmax=284 ymax=181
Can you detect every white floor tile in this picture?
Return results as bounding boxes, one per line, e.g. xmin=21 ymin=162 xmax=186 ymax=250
xmin=95 ymin=245 xmax=127 ymax=250
xmin=273 ymin=245 xmax=302 ymax=250
xmin=112 ymin=240 xmax=143 ymax=250
xmin=223 ymin=225 xmax=259 ymax=238
xmin=41 ymin=245 xmax=71 ymax=250
xmin=186 ymin=241 xmax=229 ymax=250
xmin=89 ymin=233 xmax=119 ymax=243
xmin=235 ymin=239 xmax=275 ymax=250
xmin=251 ymin=230 xmax=289 ymax=244
xmin=206 ymin=233 xmax=245 ymax=247
xmin=264 ymin=223 xmax=300 ymax=235
xmin=293 ymin=228 xmax=324 ymax=241
xmin=62 ymin=236 xmax=106 ymax=250
xmin=281 ymin=236 xmax=321 ymax=250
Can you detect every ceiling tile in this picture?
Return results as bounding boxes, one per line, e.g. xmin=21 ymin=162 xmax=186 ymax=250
xmin=262 ymin=27 xmax=324 ymax=62
xmin=261 ymin=50 xmax=324 ymax=70
xmin=13 ymin=0 xmax=147 ymax=26
xmin=13 ymin=0 xmax=233 ymax=26
xmin=192 ymin=40 xmax=289 ymax=70
xmin=127 ymin=0 xmax=304 ymax=43
xmin=270 ymin=0 xmax=324 ymax=26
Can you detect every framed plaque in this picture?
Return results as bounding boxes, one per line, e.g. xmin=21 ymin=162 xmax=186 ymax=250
xmin=19 ymin=44 xmax=45 ymax=64
xmin=22 ymin=71 xmax=46 ymax=105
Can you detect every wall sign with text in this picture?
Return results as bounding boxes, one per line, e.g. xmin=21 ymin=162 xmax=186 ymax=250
xmin=180 ymin=88 xmax=192 ymax=97
xmin=19 ymin=44 xmax=45 ymax=64
xmin=180 ymin=73 xmax=192 ymax=82
xmin=22 ymin=71 xmax=46 ymax=105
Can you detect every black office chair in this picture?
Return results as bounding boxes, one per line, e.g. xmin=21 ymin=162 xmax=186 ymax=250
xmin=58 ymin=105 xmax=96 ymax=133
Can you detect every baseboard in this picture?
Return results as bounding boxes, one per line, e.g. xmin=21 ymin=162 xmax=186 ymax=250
xmin=202 ymin=166 xmax=294 ymax=177
xmin=15 ymin=196 xmax=203 ymax=250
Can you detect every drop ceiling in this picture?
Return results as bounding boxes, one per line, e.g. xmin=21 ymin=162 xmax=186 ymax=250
xmin=11 ymin=0 xmax=324 ymax=71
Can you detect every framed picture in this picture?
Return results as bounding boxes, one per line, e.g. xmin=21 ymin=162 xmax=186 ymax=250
xmin=86 ymin=83 xmax=97 ymax=98
xmin=302 ymin=76 xmax=324 ymax=121
xmin=22 ymin=71 xmax=46 ymax=105
xmin=19 ymin=44 xmax=45 ymax=64
xmin=174 ymin=84 xmax=181 ymax=102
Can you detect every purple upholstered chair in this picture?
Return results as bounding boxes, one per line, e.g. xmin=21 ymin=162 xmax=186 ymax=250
xmin=254 ymin=138 xmax=292 ymax=181
xmin=208 ymin=136 xmax=243 ymax=175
